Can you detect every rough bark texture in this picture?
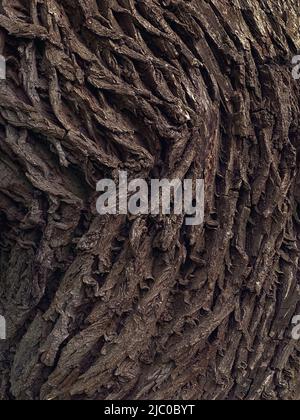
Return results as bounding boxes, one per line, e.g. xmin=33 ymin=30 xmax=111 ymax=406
xmin=0 ymin=0 xmax=300 ymax=401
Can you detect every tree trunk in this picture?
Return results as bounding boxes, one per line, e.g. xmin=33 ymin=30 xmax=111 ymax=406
xmin=0 ymin=0 xmax=300 ymax=401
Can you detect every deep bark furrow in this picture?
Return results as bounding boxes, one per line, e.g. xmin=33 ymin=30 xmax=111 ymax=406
xmin=0 ymin=0 xmax=300 ymax=400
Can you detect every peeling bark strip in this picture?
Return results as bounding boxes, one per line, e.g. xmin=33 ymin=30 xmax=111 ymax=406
xmin=0 ymin=0 xmax=300 ymax=401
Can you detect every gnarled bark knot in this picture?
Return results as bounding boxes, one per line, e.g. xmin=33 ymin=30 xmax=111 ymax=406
xmin=0 ymin=0 xmax=300 ymax=400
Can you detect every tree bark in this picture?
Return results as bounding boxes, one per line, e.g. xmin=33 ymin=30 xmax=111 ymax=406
xmin=0 ymin=0 xmax=300 ymax=400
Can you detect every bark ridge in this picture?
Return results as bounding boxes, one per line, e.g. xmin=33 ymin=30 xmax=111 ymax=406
xmin=0 ymin=0 xmax=300 ymax=400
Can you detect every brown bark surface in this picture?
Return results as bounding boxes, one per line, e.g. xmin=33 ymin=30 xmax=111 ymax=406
xmin=0 ymin=0 xmax=300 ymax=400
